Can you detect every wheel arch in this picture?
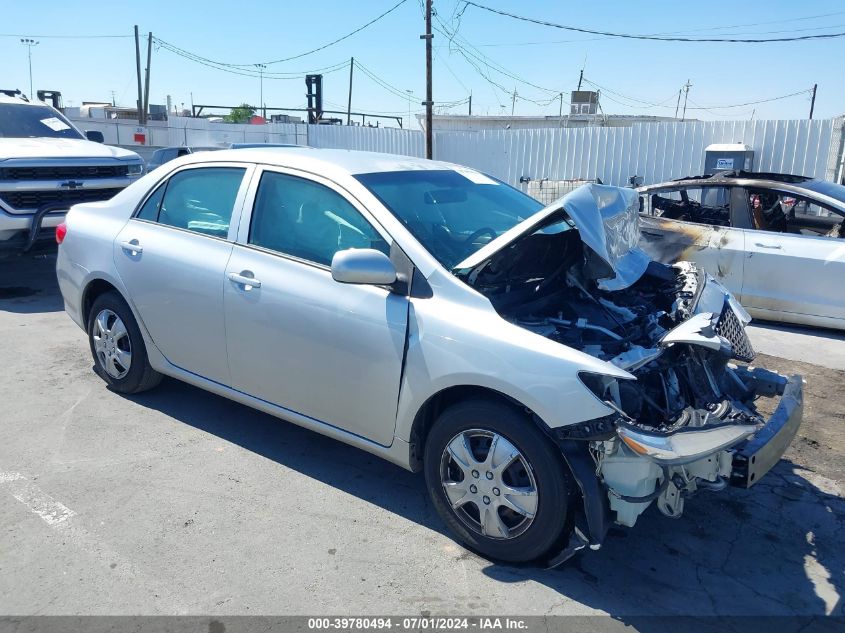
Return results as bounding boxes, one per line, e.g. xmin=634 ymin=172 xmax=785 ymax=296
xmin=81 ymin=277 xmax=123 ymax=329
xmin=406 ymin=384 xmax=552 ymax=473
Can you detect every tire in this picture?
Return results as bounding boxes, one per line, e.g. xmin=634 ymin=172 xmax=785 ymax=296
xmin=424 ymin=399 xmax=571 ymax=563
xmin=88 ymin=291 xmax=162 ymax=394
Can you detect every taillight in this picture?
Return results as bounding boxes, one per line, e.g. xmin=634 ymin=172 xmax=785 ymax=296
xmin=56 ymin=222 xmax=67 ymax=244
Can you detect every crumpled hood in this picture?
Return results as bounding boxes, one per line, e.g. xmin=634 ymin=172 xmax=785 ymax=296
xmin=455 ymin=183 xmax=650 ymax=290
xmin=0 ymin=137 xmax=140 ymax=161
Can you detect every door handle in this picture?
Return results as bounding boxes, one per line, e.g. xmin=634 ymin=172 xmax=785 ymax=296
xmin=119 ymin=240 xmax=143 ymax=254
xmin=227 ymin=271 xmax=262 ymax=289
xmin=754 ymin=242 xmax=782 ymax=249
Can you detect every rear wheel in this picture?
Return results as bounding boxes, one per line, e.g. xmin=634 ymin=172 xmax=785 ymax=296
xmin=424 ymin=399 xmax=571 ymax=563
xmin=88 ymin=291 xmax=162 ymax=394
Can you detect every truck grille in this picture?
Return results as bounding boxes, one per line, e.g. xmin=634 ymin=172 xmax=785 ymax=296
xmin=0 ymin=165 xmax=129 ymax=180
xmin=715 ymin=305 xmax=756 ymax=362
xmin=0 ymin=188 xmax=124 ymax=210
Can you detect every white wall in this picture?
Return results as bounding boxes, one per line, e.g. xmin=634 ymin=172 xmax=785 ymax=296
xmin=69 ymin=115 xmax=845 ymax=187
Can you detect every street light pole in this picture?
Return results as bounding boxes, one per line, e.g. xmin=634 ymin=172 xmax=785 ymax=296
xmin=255 ymin=63 xmax=267 ymax=118
xmin=20 ymin=38 xmax=39 ymax=99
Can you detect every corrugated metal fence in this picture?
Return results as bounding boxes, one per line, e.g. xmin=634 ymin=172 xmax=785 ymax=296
xmin=431 ymin=118 xmax=845 ymax=187
xmin=73 ymin=115 xmax=844 ymax=187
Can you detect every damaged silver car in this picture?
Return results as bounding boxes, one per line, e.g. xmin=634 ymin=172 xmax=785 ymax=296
xmin=56 ymin=149 xmax=803 ymax=565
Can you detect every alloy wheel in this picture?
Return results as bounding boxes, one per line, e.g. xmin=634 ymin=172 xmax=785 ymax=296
xmin=439 ymin=429 xmax=539 ymax=540
xmin=92 ymin=309 xmax=132 ymax=379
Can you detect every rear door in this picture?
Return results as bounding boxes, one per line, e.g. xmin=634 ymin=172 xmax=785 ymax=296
xmin=639 ymin=185 xmax=747 ymax=297
xmin=740 ymin=188 xmax=845 ymax=324
xmin=113 ymin=163 xmax=253 ymax=385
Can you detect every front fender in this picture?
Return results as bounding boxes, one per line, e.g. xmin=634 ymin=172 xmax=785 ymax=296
xmin=394 ymin=296 xmax=629 ymax=443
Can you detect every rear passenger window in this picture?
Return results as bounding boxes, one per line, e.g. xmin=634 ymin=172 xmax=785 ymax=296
xmin=248 ymin=171 xmax=390 ymax=266
xmin=156 ymin=167 xmax=245 ymax=238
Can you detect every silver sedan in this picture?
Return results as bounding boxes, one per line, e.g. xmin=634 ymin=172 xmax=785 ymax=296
xmin=56 ymin=148 xmax=802 ymax=564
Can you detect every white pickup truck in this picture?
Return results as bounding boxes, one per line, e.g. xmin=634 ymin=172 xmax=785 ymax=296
xmin=0 ymin=91 xmax=144 ymax=251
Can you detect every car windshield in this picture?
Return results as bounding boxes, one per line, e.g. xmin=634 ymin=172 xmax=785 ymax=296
xmin=0 ymin=103 xmax=83 ymax=139
xmin=800 ymin=180 xmax=845 ymax=206
xmin=355 ymin=169 xmax=544 ymax=268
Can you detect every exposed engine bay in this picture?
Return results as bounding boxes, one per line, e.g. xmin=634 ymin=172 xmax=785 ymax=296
xmin=457 ymin=199 xmax=783 ymax=529
xmin=462 ymin=218 xmax=760 ymax=433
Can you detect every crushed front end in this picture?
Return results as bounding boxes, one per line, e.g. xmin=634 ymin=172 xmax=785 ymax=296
xmin=457 ymin=185 xmax=803 ymax=558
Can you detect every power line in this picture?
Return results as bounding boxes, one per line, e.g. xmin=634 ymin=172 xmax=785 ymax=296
xmin=433 ymin=15 xmax=563 ymax=105
xmin=582 ymin=77 xmax=813 ymax=112
xmin=151 ymin=0 xmax=409 ymax=69
xmin=461 ymin=1 xmax=845 ymax=43
xmin=256 ymin=0 xmax=410 ymax=65
xmin=153 ymin=37 xmax=350 ymax=79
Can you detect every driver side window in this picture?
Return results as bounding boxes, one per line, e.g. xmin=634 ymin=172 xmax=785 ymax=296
xmin=248 ymin=171 xmax=390 ymax=266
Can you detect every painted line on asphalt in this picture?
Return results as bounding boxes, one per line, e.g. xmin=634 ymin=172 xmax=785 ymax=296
xmin=0 ymin=470 xmax=76 ymax=525
xmin=0 ymin=469 xmax=190 ymax=613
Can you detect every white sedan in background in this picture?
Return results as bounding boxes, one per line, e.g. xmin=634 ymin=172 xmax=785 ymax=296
xmin=638 ymin=171 xmax=845 ymax=330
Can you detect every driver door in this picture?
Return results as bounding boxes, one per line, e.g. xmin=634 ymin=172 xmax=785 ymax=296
xmin=223 ymin=168 xmax=408 ymax=446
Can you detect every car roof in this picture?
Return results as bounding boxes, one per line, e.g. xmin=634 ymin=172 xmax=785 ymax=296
xmin=180 ymin=146 xmax=464 ymax=177
xmin=638 ymin=171 xmax=845 ymax=210
xmin=0 ymin=93 xmax=50 ymax=106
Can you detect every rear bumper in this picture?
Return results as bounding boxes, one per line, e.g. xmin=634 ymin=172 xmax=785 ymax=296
xmin=730 ymin=373 xmax=803 ymax=488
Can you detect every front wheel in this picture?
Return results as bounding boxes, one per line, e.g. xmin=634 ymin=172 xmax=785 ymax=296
xmin=88 ymin=291 xmax=162 ymax=394
xmin=424 ymin=399 xmax=571 ymax=563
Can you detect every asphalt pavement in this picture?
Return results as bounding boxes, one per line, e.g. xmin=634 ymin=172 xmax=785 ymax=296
xmin=1 ymin=251 xmax=842 ymax=618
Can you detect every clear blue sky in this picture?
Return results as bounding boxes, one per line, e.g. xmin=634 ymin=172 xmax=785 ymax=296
xmin=2 ymin=0 xmax=843 ymax=128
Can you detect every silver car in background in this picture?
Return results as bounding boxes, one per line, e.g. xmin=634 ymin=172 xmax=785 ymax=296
xmin=56 ymin=148 xmax=802 ymax=564
xmin=638 ymin=172 xmax=845 ymax=330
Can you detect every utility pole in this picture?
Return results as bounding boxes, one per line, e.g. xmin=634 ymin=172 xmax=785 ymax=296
xmin=347 ymin=58 xmax=354 ymax=125
xmin=110 ymin=90 xmax=116 ymax=107
xmin=254 ymin=63 xmax=266 ymax=119
xmin=20 ymin=38 xmax=38 ymax=99
xmin=577 ymin=69 xmax=583 ymax=91
xmin=468 ymin=91 xmax=472 ymax=116
xmin=511 ymin=88 xmax=517 ymax=116
xmin=143 ymin=32 xmax=152 ymax=125
xmin=558 ymin=92 xmax=563 ymax=117
xmin=134 ymin=26 xmax=144 ymax=124
xmin=809 ymin=83 xmax=817 ymax=120
xmin=681 ymin=79 xmax=692 ymax=122
xmin=421 ymin=0 xmax=434 ymax=159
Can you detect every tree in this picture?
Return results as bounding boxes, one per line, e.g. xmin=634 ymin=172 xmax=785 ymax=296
xmin=224 ymin=103 xmax=256 ymax=123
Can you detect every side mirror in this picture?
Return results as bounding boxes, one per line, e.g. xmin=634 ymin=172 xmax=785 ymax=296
xmin=85 ymin=130 xmax=105 ymax=143
xmin=331 ymin=248 xmax=397 ymax=286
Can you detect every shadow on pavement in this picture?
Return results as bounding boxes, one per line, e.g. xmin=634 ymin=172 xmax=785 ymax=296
xmin=128 ymin=377 xmax=844 ymax=618
xmin=0 ymin=250 xmax=64 ymax=314
xmin=483 ymin=460 xmax=844 ymax=619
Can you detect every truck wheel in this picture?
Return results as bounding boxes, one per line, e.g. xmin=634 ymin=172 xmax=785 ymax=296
xmin=424 ymin=399 xmax=571 ymax=563
xmin=88 ymin=291 xmax=162 ymax=394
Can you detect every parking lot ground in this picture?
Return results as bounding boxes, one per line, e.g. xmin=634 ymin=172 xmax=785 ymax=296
xmin=1 ymin=251 xmax=843 ymax=618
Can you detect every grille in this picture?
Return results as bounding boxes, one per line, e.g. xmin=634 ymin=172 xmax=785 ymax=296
xmin=715 ymin=305 xmax=756 ymax=362
xmin=0 ymin=187 xmax=124 ymax=210
xmin=0 ymin=165 xmax=128 ymax=181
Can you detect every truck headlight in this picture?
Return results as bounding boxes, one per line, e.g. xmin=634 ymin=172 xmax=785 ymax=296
xmin=127 ymin=163 xmax=144 ymax=176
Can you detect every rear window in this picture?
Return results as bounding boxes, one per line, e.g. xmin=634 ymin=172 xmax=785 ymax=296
xmin=0 ymin=103 xmax=83 ymax=139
